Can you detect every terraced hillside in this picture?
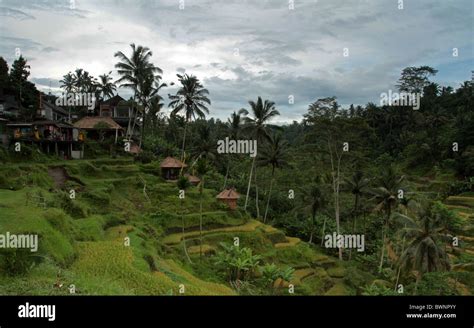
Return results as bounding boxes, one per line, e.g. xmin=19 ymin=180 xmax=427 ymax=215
xmin=444 ymin=193 xmax=474 ymax=269
xmin=0 ymin=158 xmax=361 ymax=295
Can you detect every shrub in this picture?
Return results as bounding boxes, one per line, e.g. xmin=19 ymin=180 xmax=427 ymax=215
xmin=55 ymin=192 xmax=89 ymax=218
xmin=362 ymin=284 xmax=398 ymax=296
xmin=74 ymin=216 xmax=105 ymax=241
xmin=134 ymin=150 xmax=155 ymax=164
xmin=43 ymin=208 xmax=75 ymax=236
xmin=214 ymin=243 xmax=262 ymax=281
xmin=82 ymin=188 xmax=112 ymax=207
xmin=0 ymin=249 xmax=40 ymax=276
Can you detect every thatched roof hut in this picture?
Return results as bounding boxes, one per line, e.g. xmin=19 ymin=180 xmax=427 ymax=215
xmin=216 ymin=188 xmax=240 ymax=210
xmin=160 ymin=157 xmax=187 ymax=180
xmin=185 ymin=173 xmax=201 ymax=186
xmin=160 ymin=156 xmax=187 ymax=168
xmin=73 ymin=116 xmax=123 ymax=130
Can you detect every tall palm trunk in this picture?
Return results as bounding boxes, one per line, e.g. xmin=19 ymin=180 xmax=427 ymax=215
xmin=244 ymin=155 xmax=257 ymax=211
xmin=349 ymin=193 xmax=360 ymax=261
xmin=223 ymin=156 xmax=231 ymax=189
xmin=129 ymin=106 xmax=139 ymax=141
xmin=199 ymin=178 xmax=204 ymax=259
xmin=263 ymin=168 xmax=275 ymax=223
xmin=255 ymin=165 xmax=260 ymax=219
xmin=139 ymin=110 xmax=145 ymax=149
xmin=379 ymin=207 xmax=391 ymax=272
xmin=320 ymin=215 xmax=327 ymax=246
xmin=126 ymin=107 xmax=133 ymax=139
xmin=181 ymin=199 xmax=192 ymax=263
xmin=328 ymin=139 xmax=343 ymax=260
xmin=394 ymin=228 xmax=406 ymax=291
xmin=181 ymin=120 xmax=188 ymax=165
xmin=309 ymin=212 xmax=316 ymax=243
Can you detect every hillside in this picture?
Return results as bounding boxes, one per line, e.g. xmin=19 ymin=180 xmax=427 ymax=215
xmin=0 ymin=158 xmax=366 ymax=295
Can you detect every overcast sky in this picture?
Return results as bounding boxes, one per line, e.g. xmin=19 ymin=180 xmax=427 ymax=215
xmin=0 ymin=0 xmax=472 ymax=123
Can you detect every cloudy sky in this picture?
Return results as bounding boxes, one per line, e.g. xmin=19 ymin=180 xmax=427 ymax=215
xmin=0 ymin=0 xmax=472 ymax=123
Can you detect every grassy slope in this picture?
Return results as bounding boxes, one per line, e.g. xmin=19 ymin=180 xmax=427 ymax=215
xmin=0 ymin=158 xmax=355 ymax=295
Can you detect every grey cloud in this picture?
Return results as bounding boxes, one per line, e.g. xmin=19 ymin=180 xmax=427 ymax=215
xmin=0 ymin=7 xmax=36 ymax=20
xmin=41 ymin=46 xmax=59 ymax=53
xmin=0 ymin=0 xmax=90 ymax=18
xmin=31 ymin=77 xmax=60 ymax=88
xmin=0 ymin=36 xmax=43 ymax=62
xmin=1 ymin=0 xmax=471 ymax=123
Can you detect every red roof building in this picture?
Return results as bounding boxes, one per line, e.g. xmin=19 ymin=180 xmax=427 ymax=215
xmin=216 ymin=188 xmax=240 ymax=210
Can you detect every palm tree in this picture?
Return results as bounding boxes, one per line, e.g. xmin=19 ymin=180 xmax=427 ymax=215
xmin=195 ymin=159 xmax=209 ymax=259
xmin=137 ymin=74 xmax=167 ymax=148
xmin=344 ymin=170 xmax=369 ymax=259
xmin=168 ymin=73 xmax=211 ymax=164
xmin=302 ymin=183 xmax=326 ymax=244
xmin=396 ymin=205 xmax=450 ymax=293
xmin=177 ymin=175 xmax=192 ymax=263
xmin=344 ymin=170 xmax=370 ymax=232
xmin=72 ymin=68 xmax=85 ymax=92
xmin=241 ymin=97 xmax=280 ymax=218
xmin=223 ymin=110 xmax=247 ymax=189
xmin=115 ymin=43 xmax=162 ymax=141
xmin=147 ymin=88 xmax=166 ymax=137
xmin=97 ymin=72 xmax=117 ymax=101
xmin=191 ymin=124 xmax=216 ymax=163
xmin=371 ymin=166 xmax=404 ymax=272
xmin=257 ymin=133 xmax=288 ymax=223
xmin=59 ymin=71 xmax=77 ymax=122
xmin=291 ymin=175 xmax=327 ymax=244
xmin=81 ymin=70 xmax=97 ymax=93
xmin=59 ymin=72 xmax=75 ymax=94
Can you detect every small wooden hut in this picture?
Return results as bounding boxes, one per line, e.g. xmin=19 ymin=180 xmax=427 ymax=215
xmin=185 ymin=173 xmax=201 ymax=186
xmin=216 ymin=188 xmax=240 ymax=210
xmin=160 ymin=157 xmax=187 ymax=180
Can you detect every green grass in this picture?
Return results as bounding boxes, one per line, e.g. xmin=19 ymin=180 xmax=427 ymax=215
xmin=0 ymin=159 xmax=376 ymax=296
xmin=0 ymin=189 xmax=75 ymax=266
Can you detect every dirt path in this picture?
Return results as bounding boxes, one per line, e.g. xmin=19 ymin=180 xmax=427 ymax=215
xmin=48 ymin=166 xmax=69 ymax=188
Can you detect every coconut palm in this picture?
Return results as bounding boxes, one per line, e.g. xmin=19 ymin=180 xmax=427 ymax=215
xmin=59 ymin=72 xmax=75 ymax=94
xmin=97 ymin=72 xmax=117 ymax=101
xmin=344 ymin=170 xmax=369 ymax=259
xmin=344 ymin=170 xmax=370 ymax=233
xmin=81 ymin=71 xmax=97 ymax=93
xmin=177 ymin=175 xmax=192 ymax=263
xmin=195 ymin=158 xmax=209 ymax=259
xmin=147 ymin=88 xmax=166 ymax=137
xmin=192 ymin=124 xmax=216 ymax=163
xmin=137 ymin=74 xmax=167 ymax=147
xmin=299 ymin=178 xmax=326 ymax=244
xmin=223 ymin=110 xmax=247 ymax=189
xmin=241 ymin=97 xmax=280 ymax=218
xmin=72 ymin=68 xmax=85 ymax=92
xmin=257 ymin=133 xmax=288 ymax=223
xmin=371 ymin=166 xmax=404 ymax=272
xmin=168 ymin=73 xmax=211 ymax=163
xmin=115 ymin=43 xmax=162 ymax=140
xmin=395 ymin=205 xmax=450 ymax=292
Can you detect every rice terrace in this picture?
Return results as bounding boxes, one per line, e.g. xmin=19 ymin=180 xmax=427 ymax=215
xmin=0 ymin=0 xmax=472 ymax=308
